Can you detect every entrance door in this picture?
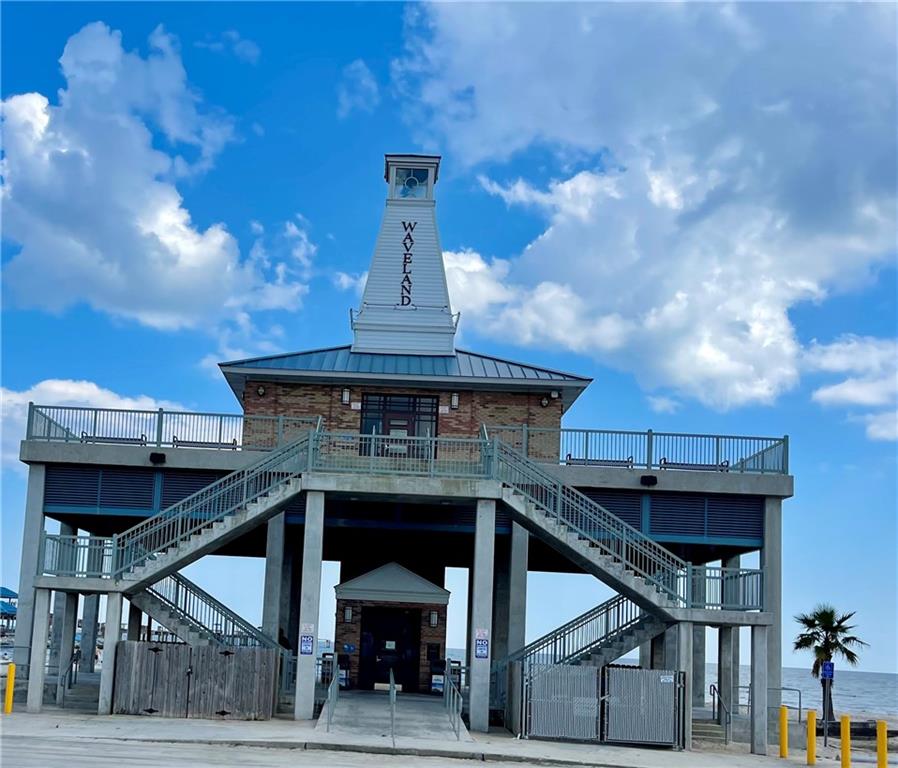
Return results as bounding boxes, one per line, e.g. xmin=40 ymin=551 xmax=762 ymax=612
xmin=358 ymin=607 xmax=421 ymax=692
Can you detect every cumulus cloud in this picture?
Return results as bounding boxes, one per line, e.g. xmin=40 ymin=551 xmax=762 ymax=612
xmin=195 ymin=29 xmax=260 ymax=64
xmin=337 ymin=59 xmax=380 ymax=118
xmin=1 ymin=22 xmax=304 ymax=340
xmin=334 ymin=271 xmax=368 ymax=295
xmin=395 ymin=4 xmax=896 ymax=419
xmin=1 ymin=380 xmax=186 ymax=471
xmin=806 ymin=336 xmax=897 ymax=441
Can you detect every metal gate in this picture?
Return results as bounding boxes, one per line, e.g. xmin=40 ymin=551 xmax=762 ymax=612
xmin=112 ymin=641 xmax=278 ymax=719
xmin=523 ymin=664 xmax=600 ymax=740
xmin=602 ymin=666 xmax=685 ymax=747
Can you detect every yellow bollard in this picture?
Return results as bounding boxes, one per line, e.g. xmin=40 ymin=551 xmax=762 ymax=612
xmin=3 ymin=662 xmax=14 ymax=714
xmin=780 ymin=705 xmax=789 ymax=758
xmin=876 ymin=720 xmax=887 ymax=768
xmin=807 ymin=709 xmax=817 ymax=765
xmin=841 ymin=714 xmax=851 ymax=768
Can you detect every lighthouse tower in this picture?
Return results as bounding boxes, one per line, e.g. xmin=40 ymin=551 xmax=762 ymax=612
xmin=350 ymin=154 xmax=458 ymax=355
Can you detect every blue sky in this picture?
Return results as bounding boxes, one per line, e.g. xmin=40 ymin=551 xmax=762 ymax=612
xmin=2 ymin=3 xmax=896 ymax=673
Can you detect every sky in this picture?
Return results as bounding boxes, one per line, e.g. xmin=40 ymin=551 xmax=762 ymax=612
xmin=1 ymin=2 xmax=896 ymax=674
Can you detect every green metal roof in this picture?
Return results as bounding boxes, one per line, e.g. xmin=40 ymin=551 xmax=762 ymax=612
xmin=219 ymin=345 xmax=591 ymax=407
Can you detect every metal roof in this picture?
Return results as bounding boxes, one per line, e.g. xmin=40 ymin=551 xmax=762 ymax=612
xmin=219 ymin=345 xmax=591 ymax=407
xmin=0 ymin=587 xmax=17 ymax=600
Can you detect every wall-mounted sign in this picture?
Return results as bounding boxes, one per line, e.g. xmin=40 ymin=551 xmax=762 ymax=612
xmin=475 ymin=638 xmax=489 ymax=659
xmin=385 ymin=640 xmax=396 ymax=651
xmin=400 ymin=221 xmax=416 ymax=306
xmin=300 ymin=635 xmax=314 ymax=655
xmin=343 ymin=643 xmax=357 ymax=653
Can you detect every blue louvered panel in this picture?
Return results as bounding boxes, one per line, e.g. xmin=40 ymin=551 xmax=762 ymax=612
xmin=707 ymin=495 xmax=763 ymax=539
xmin=650 ymin=493 xmax=706 ymax=536
xmin=45 ymin=465 xmax=100 ymax=506
xmin=161 ymin=471 xmax=224 ymax=508
xmin=99 ymin=468 xmax=155 ymax=509
xmin=578 ymin=489 xmax=643 ymax=530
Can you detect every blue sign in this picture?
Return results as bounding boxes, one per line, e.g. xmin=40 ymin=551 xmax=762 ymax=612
xmin=821 ymin=661 xmax=834 ymax=680
xmin=343 ymin=643 xmax=356 ymax=653
xmin=474 ymin=638 xmax=489 ymax=659
xmin=300 ymin=634 xmax=314 ymax=656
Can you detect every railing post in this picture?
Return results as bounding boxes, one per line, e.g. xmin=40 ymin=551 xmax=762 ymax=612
xmin=308 ymin=430 xmax=316 ymax=472
xmin=686 ymin=563 xmax=693 ymax=608
xmin=277 ymin=416 xmax=284 ymax=447
xmin=646 ymin=429 xmax=653 ymax=469
xmin=782 ymin=435 xmax=789 ymax=475
xmin=26 ymin=402 xmax=35 ymax=440
xmin=555 ymin=481 xmax=562 ymax=521
xmin=522 ymin=423 xmax=529 ymax=458
xmin=155 ymin=408 xmax=164 ymax=447
xmin=111 ymin=533 xmax=120 ymax=578
xmin=715 ymin=436 xmax=721 ymax=466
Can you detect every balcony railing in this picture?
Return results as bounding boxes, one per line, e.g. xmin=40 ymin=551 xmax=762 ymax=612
xmin=25 ymin=403 xmax=320 ymax=452
xmin=486 ymin=425 xmax=789 ymax=475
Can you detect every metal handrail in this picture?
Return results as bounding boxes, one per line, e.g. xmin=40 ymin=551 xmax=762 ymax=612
xmin=444 ymin=666 xmax=463 ymax=740
xmin=388 ymin=668 xmax=397 ymax=747
xmin=738 ymin=684 xmax=803 ymax=721
xmin=143 ymin=572 xmax=280 ymax=649
xmin=487 ymin=424 xmax=788 ymax=475
xmin=709 ymin=683 xmax=731 ymax=744
xmin=325 ymin=664 xmax=340 ymax=732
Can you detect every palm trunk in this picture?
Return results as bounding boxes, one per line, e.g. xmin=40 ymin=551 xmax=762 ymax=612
xmin=821 ymin=678 xmax=836 ymax=723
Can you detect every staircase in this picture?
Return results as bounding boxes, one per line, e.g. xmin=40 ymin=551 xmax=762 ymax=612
xmin=692 ymin=718 xmax=728 ymax=745
xmin=129 ymin=571 xmax=280 ymax=650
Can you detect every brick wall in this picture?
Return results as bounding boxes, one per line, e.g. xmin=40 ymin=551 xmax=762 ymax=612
xmin=334 ymin=599 xmax=447 ymax=692
xmin=243 ymin=381 xmax=562 ymax=449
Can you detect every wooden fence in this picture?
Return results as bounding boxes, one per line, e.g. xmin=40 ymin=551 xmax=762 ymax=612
xmin=112 ymin=641 xmax=278 ymax=720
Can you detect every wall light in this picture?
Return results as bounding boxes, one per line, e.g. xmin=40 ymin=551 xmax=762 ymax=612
xmin=343 ymin=606 xmax=353 ymax=623
xmin=256 ymin=385 xmax=266 ymax=397
xmin=540 ymin=396 xmax=549 ymax=408
xmin=429 ymin=610 xmax=439 ymax=628
xmin=450 ymin=392 xmax=459 ymax=410
xmin=550 ymin=390 xmax=559 ymax=399
xmin=341 ymin=387 xmax=351 ymax=405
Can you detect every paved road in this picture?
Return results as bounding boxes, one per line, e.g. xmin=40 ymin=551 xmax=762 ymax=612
xmin=0 ymin=734 xmax=518 ymax=768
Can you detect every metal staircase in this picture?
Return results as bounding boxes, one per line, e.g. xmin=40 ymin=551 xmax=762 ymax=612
xmin=129 ymin=571 xmax=280 ymax=650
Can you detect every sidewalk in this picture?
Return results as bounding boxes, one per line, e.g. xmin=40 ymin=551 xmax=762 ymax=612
xmin=0 ymin=708 xmax=842 ymax=767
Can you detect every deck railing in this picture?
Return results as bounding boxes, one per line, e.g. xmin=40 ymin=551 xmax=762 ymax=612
xmin=25 ymin=403 xmax=320 ymax=451
xmin=487 ymin=425 xmax=788 ymax=474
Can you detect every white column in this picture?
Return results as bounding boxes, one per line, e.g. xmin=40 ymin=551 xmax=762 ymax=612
xmin=294 ymin=491 xmax=324 ymax=720
xmin=469 ymin=499 xmax=496 ymax=733
xmin=14 ymin=465 xmax=46 ymax=670
xmin=98 ymin=592 xmax=123 ymax=715
xmin=55 ymin=592 xmax=79 ymax=705
xmin=127 ymin=602 xmax=142 ymax=641
xmin=26 ymin=588 xmax=51 ymax=713
xmin=750 ymin=625 xmax=769 ymax=754
xmin=677 ymin=622 xmax=694 ymax=749
xmin=762 ymin=499 xmax=782 ymax=724
xmin=262 ymin=512 xmax=287 ymax=641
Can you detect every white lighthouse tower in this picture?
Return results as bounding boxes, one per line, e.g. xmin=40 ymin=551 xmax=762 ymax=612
xmin=350 ymin=154 xmax=458 ymax=355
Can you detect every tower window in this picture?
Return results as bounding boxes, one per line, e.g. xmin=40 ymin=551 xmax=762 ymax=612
xmin=394 ymin=168 xmax=429 ymax=199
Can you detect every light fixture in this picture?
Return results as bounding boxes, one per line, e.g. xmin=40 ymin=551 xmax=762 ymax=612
xmin=429 ymin=610 xmax=439 ymax=628
xmin=540 ymin=396 xmax=549 ymax=408
xmin=256 ymin=385 xmax=266 ymax=397
xmin=343 ymin=606 xmax=352 ymax=623
xmin=149 ymin=452 xmax=166 ymax=465
xmin=450 ymin=392 xmax=459 ymax=410
xmin=550 ymin=390 xmax=559 ymax=399
xmin=341 ymin=387 xmax=351 ymax=405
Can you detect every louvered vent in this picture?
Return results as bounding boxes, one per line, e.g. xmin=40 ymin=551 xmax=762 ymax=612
xmin=99 ymin=468 xmax=155 ymax=509
xmin=707 ymin=495 xmax=763 ymax=539
xmin=161 ymin=471 xmax=224 ymax=508
xmin=579 ymin=490 xmax=643 ymax=530
xmin=650 ymin=493 xmax=706 ymax=536
xmin=45 ymin=465 xmax=100 ymax=506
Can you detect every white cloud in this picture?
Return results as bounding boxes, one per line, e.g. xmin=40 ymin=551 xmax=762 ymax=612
xmin=806 ymin=336 xmax=898 ymax=441
xmin=395 ymin=4 xmax=896 ymax=416
xmin=1 ymin=22 xmax=305 ymax=335
xmin=195 ymin=29 xmax=260 ymax=64
xmin=1 ymin=380 xmax=185 ymax=472
xmin=284 ymin=215 xmax=317 ymax=278
xmin=337 ymin=59 xmax=380 ymax=119
xmin=647 ymin=396 xmax=681 ymax=415
xmin=334 ymin=271 xmax=368 ymax=295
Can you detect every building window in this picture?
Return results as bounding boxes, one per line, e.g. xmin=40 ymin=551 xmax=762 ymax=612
xmin=394 ymin=168 xmax=429 ymax=199
xmin=360 ymin=394 xmax=439 ymax=455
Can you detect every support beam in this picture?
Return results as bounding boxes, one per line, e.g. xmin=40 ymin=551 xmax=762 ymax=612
xmin=750 ymin=625 xmax=769 ymax=754
xmin=14 ymin=465 xmax=46 ymax=670
xmin=468 ymin=499 xmax=496 ymax=733
xmin=722 ymin=555 xmax=742 ymax=714
xmin=691 ymin=567 xmax=706 ymax=709
xmin=82 ymin=594 xmax=100 ymax=673
xmin=504 ymin=523 xmax=528 ymax=736
xmin=294 ymin=491 xmax=324 ymax=720
xmin=127 ymin=602 xmax=142 ymax=641
xmin=98 ymin=592 xmax=123 ymax=715
xmin=262 ymin=512 xmax=287 ymax=641
xmin=55 ymin=592 xmax=79 ymax=705
xmin=491 ymin=536 xmax=511 ymax=664
xmin=638 ymin=641 xmax=651 ymax=669
xmin=48 ymin=522 xmax=77 ymax=673
xmin=762 ymin=499 xmax=783 ymax=725
xmin=26 ymin=588 xmax=51 ymax=713
xmin=677 ymin=622 xmax=694 ymax=749
xmin=717 ymin=625 xmax=736 ymax=726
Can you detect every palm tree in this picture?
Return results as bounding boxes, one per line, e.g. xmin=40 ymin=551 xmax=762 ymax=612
xmin=793 ymin=604 xmax=867 ymax=722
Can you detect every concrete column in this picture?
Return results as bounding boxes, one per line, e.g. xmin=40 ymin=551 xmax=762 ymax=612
xmin=722 ymin=555 xmax=742 ymax=714
xmin=82 ymin=594 xmax=100 ymax=672
xmin=98 ymin=592 xmax=123 ymax=715
xmin=55 ymin=591 xmax=79 ymax=704
xmin=127 ymin=602 xmax=142 ymax=641
xmin=717 ymin=625 xmax=736 ymax=725
xmin=491 ymin=537 xmax=511 ymax=664
xmin=294 ymin=491 xmax=324 ymax=720
xmin=26 ymin=588 xmax=51 ymax=713
xmin=262 ymin=512 xmax=287 ymax=641
xmin=677 ymin=622 xmax=693 ymax=749
xmin=762 ymin=499 xmax=782 ymax=720
xmin=750 ymin=625 xmax=769 ymax=754
xmin=469 ymin=499 xmax=496 ymax=733
xmin=48 ymin=522 xmax=78 ymax=672
xmin=507 ymin=523 xmax=528 ymax=654
xmin=13 ymin=465 xmax=46 ymax=670
xmin=691 ymin=566 xmax=706 ymax=708
xmin=638 ymin=642 xmax=651 ymax=668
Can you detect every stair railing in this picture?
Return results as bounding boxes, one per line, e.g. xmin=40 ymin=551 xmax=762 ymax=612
xmin=709 ymin=682 xmax=731 ymax=744
xmin=143 ymin=572 xmax=279 ymax=649
xmin=114 ymin=432 xmax=311 ymax=577
xmin=494 ymin=441 xmax=689 ymax=604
